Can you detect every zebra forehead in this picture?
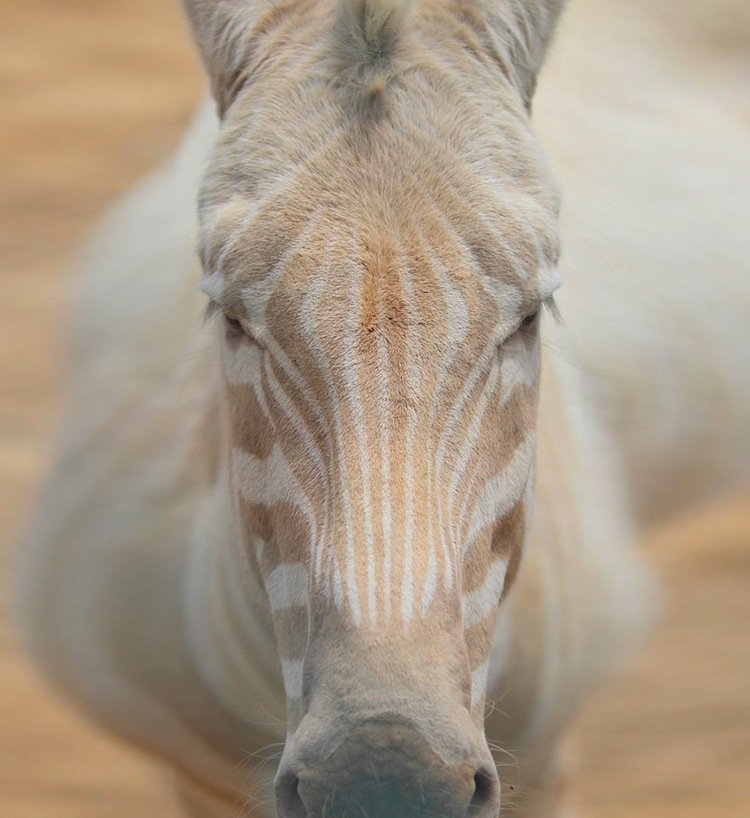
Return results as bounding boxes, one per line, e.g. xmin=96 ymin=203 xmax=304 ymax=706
xmin=203 ymin=213 xmax=555 ymax=339
xmin=201 ymin=171 xmax=559 ymax=314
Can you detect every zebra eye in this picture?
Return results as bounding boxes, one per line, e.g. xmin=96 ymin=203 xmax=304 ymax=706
xmin=204 ymin=300 xmax=255 ymax=344
xmin=223 ymin=313 xmax=245 ymax=339
xmin=223 ymin=310 xmax=265 ymax=348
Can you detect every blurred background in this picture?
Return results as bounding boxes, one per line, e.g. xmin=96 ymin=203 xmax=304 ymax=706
xmin=1 ymin=1 xmax=748 ymax=816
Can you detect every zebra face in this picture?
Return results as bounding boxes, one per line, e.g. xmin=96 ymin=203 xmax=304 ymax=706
xmin=200 ymin=153 xmax=559 ymax=707
xmin=201 ymin=190 xmax=559 ymax=812
xmin=191 ymin=2 xmax=562 ymax=812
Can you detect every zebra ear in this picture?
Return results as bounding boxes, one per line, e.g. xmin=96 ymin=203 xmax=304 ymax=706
xmin=479 ymin=0 xmax=566 ymax=108
xmin=179 ymin=1 xmax=270 ymax=116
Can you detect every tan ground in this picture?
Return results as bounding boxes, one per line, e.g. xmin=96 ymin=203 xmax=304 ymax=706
xmin=1 ymin=2 xmax=748 ymax=817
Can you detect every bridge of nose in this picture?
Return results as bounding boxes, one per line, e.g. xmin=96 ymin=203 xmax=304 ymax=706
xmin=302 ymin=618 xmax=472 ymax=715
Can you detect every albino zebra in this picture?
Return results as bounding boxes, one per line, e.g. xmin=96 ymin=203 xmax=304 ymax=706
xmin=18 ymin=1 xmax=750 ymax=817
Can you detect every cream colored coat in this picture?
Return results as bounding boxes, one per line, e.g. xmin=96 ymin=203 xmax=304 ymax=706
xmin=18 ymin=1 xmax=749 ymax=816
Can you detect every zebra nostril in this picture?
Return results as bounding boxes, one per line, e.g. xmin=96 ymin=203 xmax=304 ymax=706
xmin=277 ymin=773 xmax=306 ymax=818
xmin=278 ymin=716 xmax=499 ymax=817
xmin=468 ymin=766 xmax=500 ymax=816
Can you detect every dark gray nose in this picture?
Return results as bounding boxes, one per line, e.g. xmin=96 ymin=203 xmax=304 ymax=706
xmin=276 ymin=716 xmax=500 ymax=818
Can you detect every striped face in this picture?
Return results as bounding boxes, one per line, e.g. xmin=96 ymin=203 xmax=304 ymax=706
xmin=201 ymin=202 xmax=558 ymax=727
xmin=195 ymin=3 xmax=561 ymax=736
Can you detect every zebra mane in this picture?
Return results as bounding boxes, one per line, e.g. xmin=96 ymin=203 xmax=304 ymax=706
xmin=336 ymin=0 xmax=413 ymax=102
xmin=338 ymin=0 xmax=413 ymax=56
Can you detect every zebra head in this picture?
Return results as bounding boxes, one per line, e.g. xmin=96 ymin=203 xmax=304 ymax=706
xmin=186 ymin=1 xmax=563 ymax=815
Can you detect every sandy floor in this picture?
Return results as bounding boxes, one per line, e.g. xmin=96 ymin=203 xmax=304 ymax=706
xmin=1 ymin=2 xmax=748 ymax=816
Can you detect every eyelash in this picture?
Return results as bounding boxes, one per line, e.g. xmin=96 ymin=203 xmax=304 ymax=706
xmin=510 ymin=296 xmax=560 ymax=340
xmin=203 ymin=300 xmax=223 ymax=324
xmin=542 ymin=295 xmax=561 ymax=323
xmin=204 ymin=300 xmax=250 ymax=341
xmin=527 ymin=296 xmax=560 ymax=327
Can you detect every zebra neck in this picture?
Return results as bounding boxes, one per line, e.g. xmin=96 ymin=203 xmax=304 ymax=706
xmin=184 ymin=478 xmax=288 ymax=741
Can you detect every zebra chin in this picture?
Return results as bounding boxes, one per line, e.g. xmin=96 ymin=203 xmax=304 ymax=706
xmin=273 ymin=624 xmax=501 ymax=818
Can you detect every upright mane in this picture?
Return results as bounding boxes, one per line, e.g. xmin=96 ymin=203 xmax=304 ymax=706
xmin=335 ymin=0 xmax=414 ymax=103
